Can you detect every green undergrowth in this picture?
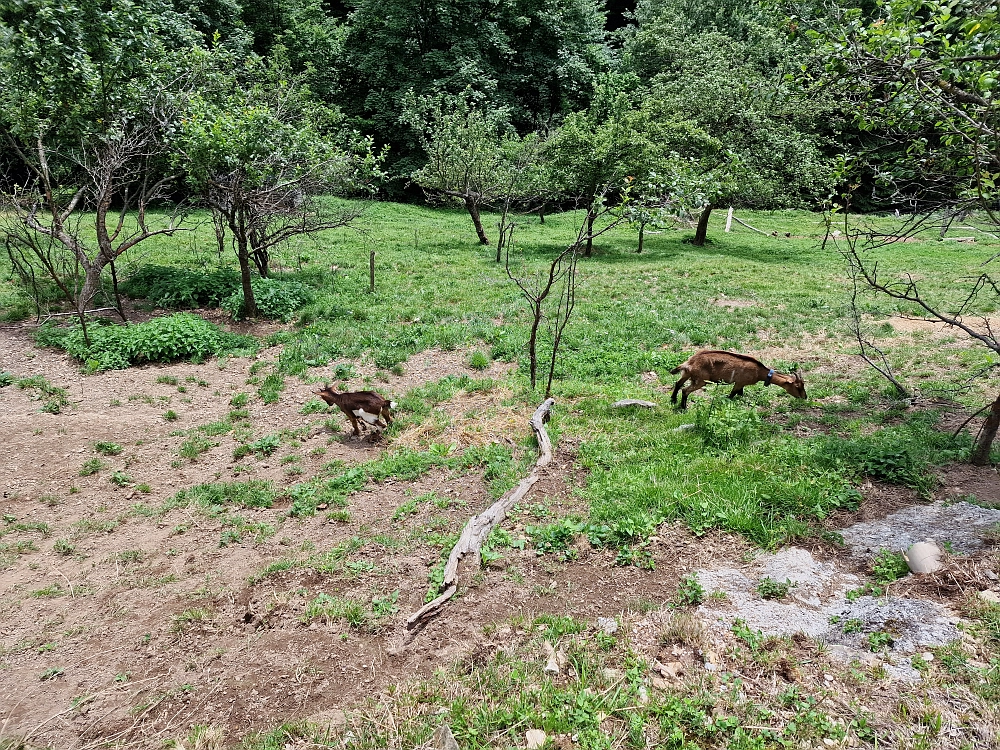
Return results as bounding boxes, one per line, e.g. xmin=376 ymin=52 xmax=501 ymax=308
xmin=287 ymin=442 xmax=528 ymax=517
xmin=34 ymin=313 xmax=259 ymax=371
xmin=565 ymin=393 xmax=969 ymax=551
xmin=11 ymin=374 xmax=69 ymax=413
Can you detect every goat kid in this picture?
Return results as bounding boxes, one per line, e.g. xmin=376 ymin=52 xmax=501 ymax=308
xmin=317 ymin=387 xmax=396 ymax=438
xmin=670 ymin=350 xmax=806 ymax=409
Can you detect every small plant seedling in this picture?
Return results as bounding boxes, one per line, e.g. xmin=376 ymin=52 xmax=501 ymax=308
xmin=846 ymin=583 xmax=883 ymax=601
xmin=675 ymin=573 xmax=704 ymax=607
xmin=327 ymin=510 xmax=351 ymax=523
xmin=40 ymin=667 xmax=64 ymax=680
xmin=841 ymin=618 xmax=864 ymax=635
xmin=156 ymin=375 xmax=179 ymax=386
xmin=94 ymin=442 xmax=123 ymax=456
xmin=468 ymin=350 xmax=491 ymax=370
xmin=868 ymin=631 xmax=894 ymax=651
xmin=79 ymin=458 xmax=104 ymax=476
xmin=53 ymin=539 xmax=75 ymax=556
xmin=872 ymin=549 xmax=910 ymax=584
xmin=392 ymin=499 xmax=419 ymax=520
xmin=757 ymin=577 xmax=796 ymax=600
xmin=163 ymin=410 xmax=179 ymax=422
xmin=110 ymin=472 xmax=133 ymax=487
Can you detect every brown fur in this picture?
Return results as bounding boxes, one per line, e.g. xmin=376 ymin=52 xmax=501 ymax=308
xmin=669 ymin=350 xmax=806 ymax=409
xmin=316 ymin=387 xmax=395 ymax=437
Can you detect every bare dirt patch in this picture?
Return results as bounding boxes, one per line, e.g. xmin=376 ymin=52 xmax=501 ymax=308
xmin=711 ymin=297 xmax=756 ymax=309
xmin=0 ymin=330 xmax=729 ymax=748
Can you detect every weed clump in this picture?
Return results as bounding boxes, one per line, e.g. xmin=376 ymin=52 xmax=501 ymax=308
xmin=34 ymin=314 xmax=258 ymax=371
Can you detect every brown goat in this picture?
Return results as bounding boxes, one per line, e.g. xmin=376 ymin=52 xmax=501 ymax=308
xmin=317 ymin=387 xmax=396 ymax=438
xmin=670 ymin=350 xmax=806 ymax=409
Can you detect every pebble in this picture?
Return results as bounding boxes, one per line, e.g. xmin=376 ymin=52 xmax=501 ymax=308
xmin=596 ymin=617 xmax=618 ymax=635
xmin=978 ymin=590 xmax=1000 ymax=604
xmin=919 ymin=652 xmax=934 ymax=662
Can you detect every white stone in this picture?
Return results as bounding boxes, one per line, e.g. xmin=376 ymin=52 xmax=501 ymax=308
xmin=525 ymin=729 xmax=547 ymax=749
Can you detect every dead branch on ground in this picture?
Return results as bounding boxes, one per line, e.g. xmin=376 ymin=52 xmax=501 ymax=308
xmin=406 ymin=398 xmax=555 ymax=629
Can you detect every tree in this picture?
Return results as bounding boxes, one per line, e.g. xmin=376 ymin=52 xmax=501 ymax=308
xmin=545 ymin=74 xmax=687 ymax=256
xmin=621 ymin=0 xmax=839 ymax=245
xmin=501 ymin=183 xmax=630 ymax=394
xmin=815 ymin=0 xmax=1000 ymax=464
xmin=0 ymin=0 xmax=201 ymax=333
xmin=402 ymin=91 xmax=514 ymax=245
xmin=173 ymin=60 xmax=384 ymax=318
xmin=338 ymin=0 xmax=610 ymax=175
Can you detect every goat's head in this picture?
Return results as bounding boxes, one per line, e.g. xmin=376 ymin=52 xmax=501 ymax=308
xmin=778 ymin=370 xmax=807 ymax=400
xmin=316 ymin=386 xmax=338 ymax=406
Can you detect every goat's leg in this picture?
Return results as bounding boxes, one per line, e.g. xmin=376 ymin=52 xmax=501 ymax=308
xmin=670 ymin=375 xmax=689 ymax=405
xmin=728 ymin=385 xmax=744 ymax=399
xmin=680 ymin=379 xmax=706 ymax=410
xmin=381 ymin=406 xmax=393 ymax=426
xmin=347 ymin=413 xmax=362 ymax=438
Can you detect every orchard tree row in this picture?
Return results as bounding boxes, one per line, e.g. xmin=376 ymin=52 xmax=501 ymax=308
xmin=0 ymin=0 xmax=996 ymax=317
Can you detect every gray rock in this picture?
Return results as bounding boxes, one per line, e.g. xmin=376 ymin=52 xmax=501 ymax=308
xmin=840 ymin=501 xmax=1000 ymax=555
xmin=433 ymin=724 xmax=460 ymax=750
xmin=596 ymin=617 xmax=619 ymax=635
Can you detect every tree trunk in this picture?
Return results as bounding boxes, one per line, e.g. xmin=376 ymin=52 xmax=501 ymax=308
xmin=637 ymin=222 xmax=646 ymax=254
xmin=692 ymin=204 xmax=713 ymax=246
xmin=539 ymin=204 xmax=545 ymax=224
xmin=527 ymin=302 xmax=541 ymax=391
xmin=971 ymin=392 xmax=1000 ymax=466
xmin=79 ymin=263 xmax=106 ymax=314
xmin=236 ymin=239 xmax=257 ymax=319
xmin=465 ymin=197 xmax=489 ymax=245
xmin=584 ymin=206 xmax=596 ymax=257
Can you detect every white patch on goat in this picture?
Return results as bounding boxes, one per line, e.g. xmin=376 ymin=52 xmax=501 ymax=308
xmin=389 ymin=401 xmax=397 ymax=409
xmin=353 ymin=409 xmax=381 ymax=424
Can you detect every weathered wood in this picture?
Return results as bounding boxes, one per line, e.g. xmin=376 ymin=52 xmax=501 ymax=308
xmin=725 ymin=206 xmax=734 ymax=232
xmin=406 ymin=398 xmax=555 ymax=629
xmin=732 ymin=216 xmax=769 ymax=236
xmin=611 ymin=399 xmax=658 ymax=409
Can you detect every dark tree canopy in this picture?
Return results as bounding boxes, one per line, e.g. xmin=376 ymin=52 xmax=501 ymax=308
xmin=338 ymin=0 xmax=611 ymax=174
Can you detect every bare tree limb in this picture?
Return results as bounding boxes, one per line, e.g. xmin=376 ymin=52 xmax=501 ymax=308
xmin=406 ymin=398 xmax=555 ymax=629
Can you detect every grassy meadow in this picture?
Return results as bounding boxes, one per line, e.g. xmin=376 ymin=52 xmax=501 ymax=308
xmin=1 ymin=202 xmax=999 ymax=749
xmin=3 ymin=201 xmax=993 ymax=550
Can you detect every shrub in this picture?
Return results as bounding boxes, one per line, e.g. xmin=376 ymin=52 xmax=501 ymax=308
xmin=35 ymin=314 xmax=250 ymax=371
xmin=221 ymin=278 xmax=314 ymax=322
xmin=120 ymin=265 xmax=239 ymax=308
xmin=126 ymin=313 xmax=221 ymax=363
xmin=872 ymin=549 xmax=910 ymax=584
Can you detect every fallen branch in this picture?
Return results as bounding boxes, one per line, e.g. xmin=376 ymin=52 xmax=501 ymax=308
xmin=732 ymin=216 xmax=770 ymax=236
xmin=406 ymin=398 xmax=555 ymax=629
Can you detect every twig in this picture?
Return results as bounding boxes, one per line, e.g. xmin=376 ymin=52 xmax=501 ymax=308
xmin=952 ymin=403 xmax=993 ymax=438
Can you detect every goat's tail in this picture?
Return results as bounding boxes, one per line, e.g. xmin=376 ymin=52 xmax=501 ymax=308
xmin=670 ymin=364 xmax=686 ymax=375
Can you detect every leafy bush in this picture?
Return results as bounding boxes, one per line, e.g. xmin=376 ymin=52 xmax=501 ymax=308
xmin=816 ymin=415 xmax=967 ymax=494
xmin=120 ymin=265 xmax=239 ymax=309
xmin=694 ymin=397 xmax=767 ymax=451
xmin=675 ymin=573 xmax=705 ymax=606
xmin=221 ymin=278 xmax=314 ymax=321
xmin=34 ymin=314 xmax=258 ymax=370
